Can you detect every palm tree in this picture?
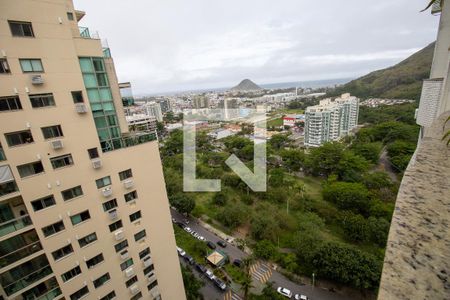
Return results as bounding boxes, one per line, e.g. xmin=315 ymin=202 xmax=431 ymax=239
xmin=240 ymin=257 xmax=255 ymax=300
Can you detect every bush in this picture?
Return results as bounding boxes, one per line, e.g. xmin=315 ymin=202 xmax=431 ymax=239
xmin=253 ymin=240 xmax=277 ymax=260
xmin=322 ymin=182 xmax=371 ymax=216
xmin=212 ymin=192 xmax=227 ymax=206
xmin=217 ymin=203 xmax=248 ymax=229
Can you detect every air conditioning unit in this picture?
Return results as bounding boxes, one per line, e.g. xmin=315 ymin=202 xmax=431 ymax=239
xmin=91 ymin=158 xmax=102 ymax=169
xmin=123 ymin=179 xmax=134 ymax=189
xmin=108 ymin=209 xmax=118 ymax=220
xmin=147 ymin=274 xmax=157 ymax=283
xmin=129 ymin=284 xmax=139 ymax=295
xmin=31 ymin=75 xmax=44 ymax=85
xmin=114 ymin=229 xmax=124 ymax=241
xmin=50 ymin=139 xmax=63 ymax=149
xmin=143 ymin=256 xmax=153 ymax=268
xmin=75 ymin=103 xmax=88 ymax=114
xmin=124 ymin=267 xmax=135 ymax=278
xmin=102 ymin=186 xmax=112 ymax=197
xmin=120 ymin=250 xmax=129 ymax=260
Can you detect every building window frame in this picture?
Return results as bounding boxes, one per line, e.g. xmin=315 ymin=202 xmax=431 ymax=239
xmin=52 ymin=244 xmax=74 ymax=261
xmin=17 ymin=161 xmax=44 ymax=178
xmin=31 ymin=195 xmax=56 ymax=212
xmin=42 ymin=220 xmax=65 ymax=237
xmin=19 ymin=58 xmax=44 ymax=73
xmin=134 ymin=229 xmax=146 ymax=242
xmin=0 ymin=96 xmax=22 ymax=112
xmin=8 ymin=20 xmax=35 ymax=37
xmin=118 ymin=169 xmax=133 ymax=181
xmin=78 ymin=232 xmax=97 ymax=248
xmin=70 ymin=210 xmax=91 ymax=226
xmin=29 ymin=93 xmax=55 ymax=108
xmin=96 ymin=176 xmax=111 ymax=189
xmin=61 ymin=185 xmax=83 ymax=201
xmin=0 ymin=59 xmax=11 ymax=74
xmin=62 ymin=265 xmax=82 ymax=282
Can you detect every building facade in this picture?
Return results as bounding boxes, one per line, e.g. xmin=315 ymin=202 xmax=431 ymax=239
xmin=0 ymin=1 xmax=185 ymax=300
xmin=304 ymin=93 xmax=359 ymax=147
xmin=143 ymin=102 xmax=163 ymax=122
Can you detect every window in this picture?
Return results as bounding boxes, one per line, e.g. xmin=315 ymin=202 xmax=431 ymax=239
xmin=119 ymin=169 xmax=133 ymax=181
xmin=8 ymin=21 xmax=34 ymax=37
xmin=100 ymin=291 xmax=116 ymax=300
xmin=87 ymin=148 xmax=99 ymax=159
xmin=120 ymin=258 xmax=133 ymax=271
xmin=0 ymin=59 xmax=11 ymax=74
xmin=71 ymin=91 xmax=84 ymax=103
xmin=148 ymin=280 xmax=158 ymax=291
xmin=67 ymin=12 xmax=74 ymax=20
xmin=19 ymin=59 xmax=43 ymax=72
xmin=42 ymin=220 xmax=65 ymax=237
xmin=125 ymin=276 xmax=138 ymax=288
xmin=41 ymin=125 xmax=63 ymax=139
xmin=134 ymin=229 xmax=146 ymax=242
xmin=130 ymin=292 xmax=143 ymax=300
xmin=70 ymin=210 xmax=90 ymax=225
xmin=86 ymin=253 xmax=104 ymax=268
xmin=52 ymin=244 xmax=74 ymax=261
xmin=124 ymin=190 xmax=138 ymax=203
xmin=129 ymin=211 xmax=142 ymax=222
xmin=5 ymin=130 xmax=34 ymax=147
xmin=93 ymin=273 xmax=111 ymax=288
xmin=31 ymin=195 xmax=56 ymax=211
xmin=109 ymin=220 xmax=123 ymax=232
xmin=30 ymin=93 xmax=55 ymax=108
xmin=62 ymin=266 xmax=82 ymax=282
xmin=143 ymin=264 xmax=154 ymax=276
xmin=70 ymin=286 xmax=89 ymax=300
xmin=17 ymin=161 xmax=44 ymax=178
xmin=78 ymin=232 xmax=97 ymax=248
xmin=103 ymin=198 xmax=118 ymax=211
xmin=139 ymin=247 xmax=150 ymax=259
xmin=61 ymin=185 xmax=83 ymax=201
xmin=0 ymin=96 xmax=22 ymax=111
xmin=50 ymin=154 xmax=74 ymax=169
xmin=96 ymin=176 xmax=111 ymax=188
xmin=114 ymin=239 xmax=128 ymax=253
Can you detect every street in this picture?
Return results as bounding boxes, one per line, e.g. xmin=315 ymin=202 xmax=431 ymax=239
xmin=171 ymin=208 xmax=351 ymax=300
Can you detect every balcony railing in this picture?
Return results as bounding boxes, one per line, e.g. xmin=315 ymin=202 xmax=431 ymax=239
xmin=0 ymin=181 xmax=18 ymax=198
xmin=0 ymin=147 xmax=5 ymax=161
xmin=36 ymin=287 xmax=62 ymax=300
xmin=0 ymin=241 xmax=43 ymax=268
xmin=102 ymin=132 xmax=157 ymax=153
xmin=0 ymin=215 xmax=32 ymax=238
xmin=3 ymin=264 xmax=52 ymax=296
xmin=78 ymin=26 xmax=99 ymax=39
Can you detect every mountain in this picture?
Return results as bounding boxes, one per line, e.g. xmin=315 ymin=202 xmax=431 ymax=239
xmin=328 ymin=42 xmax=435 ymax=100
xmin=231 ymin=79 xmax=262 ymax=91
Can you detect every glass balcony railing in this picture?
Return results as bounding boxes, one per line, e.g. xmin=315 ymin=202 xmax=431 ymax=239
xmin=102 ymin=132 xmax=157 ymax=153
xmin=0 ymin=181 xmax=19 ymax=198
xmin=0 ymin=147 xmax=6 ymax=161
xmin=36 ymin=287 xmax=62 ymax=300
xmin=79 ymin=26 xmax=90 ymax=38
xmin=0 ymin=215 xmax=32 ymax=238
xmin=0 ymin=241 xmax=43 ymax=269
xmin=3 ymin=265 xmax=52 ymax=296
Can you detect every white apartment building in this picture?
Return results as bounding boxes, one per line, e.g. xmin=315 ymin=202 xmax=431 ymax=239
xmin=126 ymin=114 xmax=157 ymax=134
xmin=143 ymin=102 xmax=163 ymax=122
xmin=304 ymin=93 xmax=359 ymax=147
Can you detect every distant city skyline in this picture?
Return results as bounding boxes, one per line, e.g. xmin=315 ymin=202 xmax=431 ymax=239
xmin=75 ymin=0 xmax=439 ymax=95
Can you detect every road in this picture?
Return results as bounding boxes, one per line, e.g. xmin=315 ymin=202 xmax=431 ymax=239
xmin=379 ymin=147 xmax=398 ymax=182
xmin=171 ymin=208 xmax=350 ymax=300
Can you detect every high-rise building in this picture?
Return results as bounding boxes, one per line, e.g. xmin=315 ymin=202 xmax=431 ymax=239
xmin=192 ymin=95 xmax=209 ymax=109
xmin=0 ymin=1 xmax=185 ymax=300
xmin=304 ymin=93 xmax=359 ymax=147
xmin=158 ymin=99 xmax=172 ymax=114
xmin=119 ymin=82 xmax=135 ymax=108
xmin=143 ymin=102 xmax=163 ymax=122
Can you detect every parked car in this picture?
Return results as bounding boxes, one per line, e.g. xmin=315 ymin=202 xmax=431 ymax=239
xmin=217 ymin=240 xmax=227 ymax=248
xmin=213 ymin=277 xmax=227 ymax=291
xmin=191 ymin=231 xmax=199 ymax=238
xmin=205 ymin=269 xmax=216 ymax=280
xmin=207 ymin=241 xmax=216 ymax=249
xmin=294 ymin=294 xmax=309 ymax=300
xmin=176 ymin=247 xmax=186 ymax=257
xmin=184 ymin=227 xmax=192 ymax=233
xmin=195 ymin=263 xmax=207 ymax=273
xmin=277 ymin=287 xmax=293 ymax=298
xmin=197 ymin=235 xmax=206 ymax=241
xmin=233 ymin=259 xmax=242 ymax=268
xmin=184 ymin=254 xmax=194 ymax=265
xmin=172 ymin=218 xmax=177 ymax=223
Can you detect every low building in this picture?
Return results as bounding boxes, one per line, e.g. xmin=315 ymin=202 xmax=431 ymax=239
xmin=126 ymin=114 xmax=157 ymax=133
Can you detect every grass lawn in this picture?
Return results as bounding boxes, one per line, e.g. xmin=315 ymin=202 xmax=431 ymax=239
xmin=268 ymin=117 xmax=283 ymax=127
xmin=173 ymin=225 xmax=209 ymax=263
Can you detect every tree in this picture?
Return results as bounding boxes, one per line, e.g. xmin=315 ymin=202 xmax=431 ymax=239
xmin=339 ymin=211 xmax=370 ymax=243
xmin=386 ymin=140 xmax=416 ymax=172
xmin=253 ymin=240 xmax=277 ymax=260
xmin=322 ymin=182 xmax=371 ymax=215
xmin=241 ymin=257 xmax=255 ymax=300
xmin=250 ymin=214 xmax=280 ymax=242
xmin=162 ymin=129 xmax=183 ymax=156
xmin=367 ymin=216 xmax=390 ymax=246
xmin=336 ymin=151 xmax=370 ymax=182
xmin=269 ymin=134 xmax=290 ymax=150
xmin=305 ymin=142 xmax=344 ymax=177
xmin=280 ymin=149 xmax=305 ymax=172
xmin=181 ymin=265 xmax=203 ymax=300
xmin=217 ymin=203 xmax=248 ymax=229
xmin=170 ymin=193 xmax=195 ymax=215
xmin=212 ymin=192 xmax=227 ymax=206
xmin=351 ymin=142 xmax=383 ymax=164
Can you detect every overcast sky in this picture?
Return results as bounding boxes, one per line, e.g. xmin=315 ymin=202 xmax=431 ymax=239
xmin=75 ymin=0 xmax=439 ymax=95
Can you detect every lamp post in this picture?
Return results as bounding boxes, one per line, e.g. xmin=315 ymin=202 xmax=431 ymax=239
xmin=312 ymin=273 xmax=315 ymax=288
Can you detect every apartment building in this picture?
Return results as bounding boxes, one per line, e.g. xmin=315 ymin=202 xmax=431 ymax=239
xmin=143 ymin=102 xmax=163 ymax=122
xmin=0 ymin=1 xmax=185 ymax=300
xmin=304 ymin=93 xmax=359 ymax=147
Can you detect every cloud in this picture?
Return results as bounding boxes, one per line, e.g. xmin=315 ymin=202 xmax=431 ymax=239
xmin=74 ymin=0 xmax=438 ymax=94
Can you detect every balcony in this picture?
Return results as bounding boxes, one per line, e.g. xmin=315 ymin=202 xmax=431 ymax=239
xmin=0 ymin=215 xmax=32 ymax=238
xmin=21 ymin=276 xmax=61 ymax=300
xmin=0 ymin=240 xmax=42 ymax=269
xmin=78 ymin=26 xmax=99 ymax=39
xmin=102 ymin=131 xmax=157 ymax=153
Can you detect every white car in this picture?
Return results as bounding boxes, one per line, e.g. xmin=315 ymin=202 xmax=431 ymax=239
xmin=277 ymin=287 xmax=293 ymax=298
xmin=205 ymin=269 xmax=216 ymax=280
xmin=184 ymin=227 xmax=192 ymax=233
xmin=294 ymin=294 xmax=309 ymax=300
xmin=197 ymin=236 xmax=206 ymax=241
xmin=176 ymin=247 xmax=186 ymax=257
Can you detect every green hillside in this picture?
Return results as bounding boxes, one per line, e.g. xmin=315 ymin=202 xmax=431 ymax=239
xmin=328 ymin=42 xmax=435 ymax=100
